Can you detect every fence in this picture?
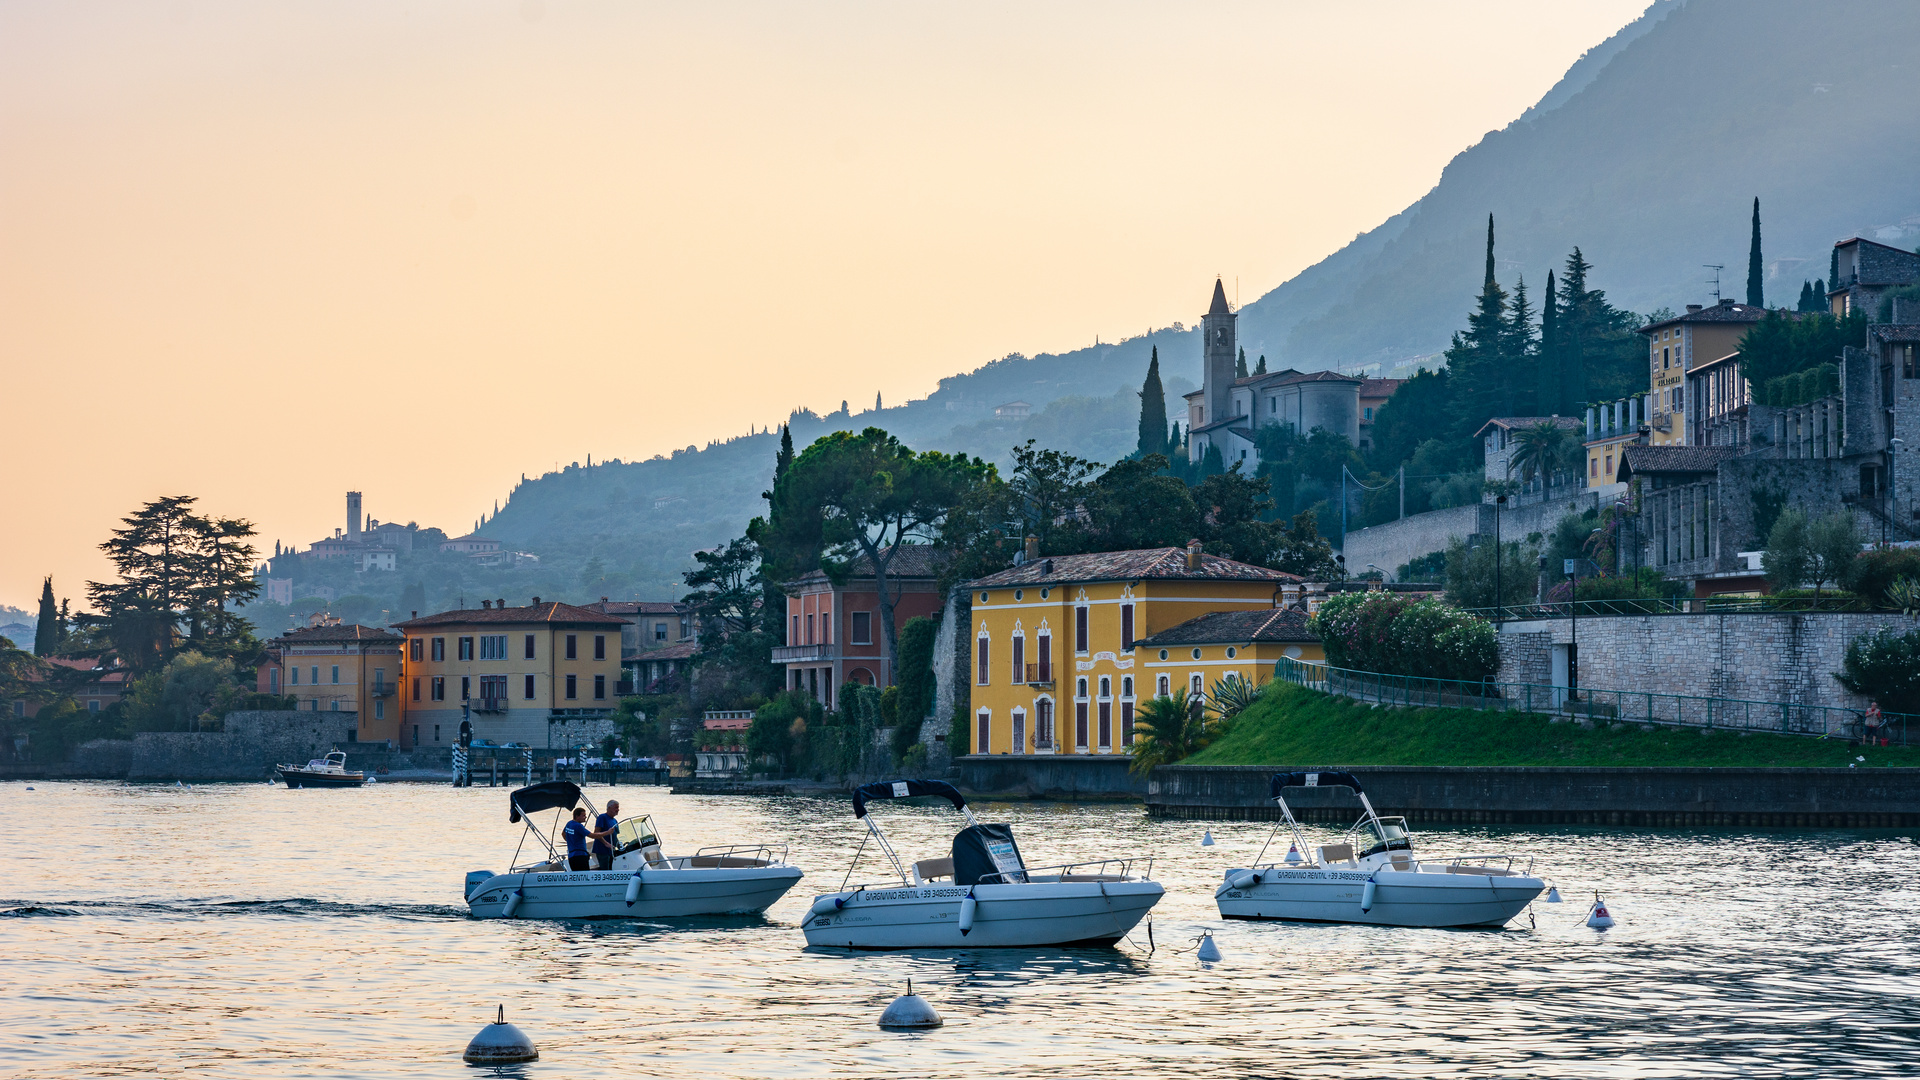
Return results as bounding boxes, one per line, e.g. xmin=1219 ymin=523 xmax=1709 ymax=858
xmin=1461 ymin=595 xmax=1884 ymax=620
xmin=1272 ymin=657 xmax=1916 ymax=745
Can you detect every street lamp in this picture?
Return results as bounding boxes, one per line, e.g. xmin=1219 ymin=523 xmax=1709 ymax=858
xmin=1367 ymin=563 xmax=1394 ymax=584
xmin=1566 ymin=568 xmax=1578 ymax=705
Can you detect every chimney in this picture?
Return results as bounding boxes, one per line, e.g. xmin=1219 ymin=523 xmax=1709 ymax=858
xmin=1041 ymin=558 xmax=1052 ymax=575
xmin=346 ymin=491 xmax=363 ymax=543
xmin=532 ymin=596 xmax=541 ymax=606
xmin=1686 ymin=304 xmax=1703 ymax=313
xmin=497 ymin=598 xmax=505 ymax=609
xmin=1024 ymin=535 xmax=1040 ymax=563
xmin=1186 ymin=538 xmax=1203 ymax=571
xmin=601 ymin=596 xmax=609 ymax=604
xmin=482 ymin=600 xmax=492 ymax=609
xmin=1719 ymin=297 xmax=1735 ymax=307
xmin=410 ymin=611 xmax=418 ymax=620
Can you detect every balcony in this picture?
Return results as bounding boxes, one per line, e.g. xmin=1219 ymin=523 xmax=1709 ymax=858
xmin=772 ymin=643 xmax=838 ymax=664
xmin=1022 ymin=663 xmax=1054 ymax=688
xmin=369 ymin=680 xmax=397 ymax=698
xmin=472 ymin=696 xmax=509 ymax=714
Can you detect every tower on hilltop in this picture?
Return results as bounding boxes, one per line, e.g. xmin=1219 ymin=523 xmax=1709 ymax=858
xmin=1202 ymin=278 xmax=1236 ymax=429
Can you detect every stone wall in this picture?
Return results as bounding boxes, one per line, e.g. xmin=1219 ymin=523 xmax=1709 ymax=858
xmin=1496 ymin=611 xmax=1913 ymax=714
xmin=955 ymin=753 xmax=1147 ymax=799
xmin=126 ymin=710 xmax=341 ymax=781
xmin=1341 ymin=492 xmax=1600 ymax=581
xmin=930 ymin=588 xmax=969 ymax=737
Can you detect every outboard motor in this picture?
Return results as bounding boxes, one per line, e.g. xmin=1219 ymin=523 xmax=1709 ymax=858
xmin=465 ymin=871 xmax=496 ymax=900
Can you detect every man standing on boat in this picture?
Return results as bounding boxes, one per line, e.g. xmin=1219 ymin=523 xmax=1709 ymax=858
xmin=591 ymin=800 xmax=621 ymax=871
xmin=563 ymin=808 xmax=593 ymax=872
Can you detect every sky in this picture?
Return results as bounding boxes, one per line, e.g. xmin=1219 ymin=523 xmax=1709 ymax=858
xmin=0 ymin=0 xmax=1649 ymax=614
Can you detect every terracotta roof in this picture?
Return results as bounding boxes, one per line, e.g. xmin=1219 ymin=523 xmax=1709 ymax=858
xmin=1233 ymin=368 xmax=1363 ymax=388
xmin=632 ymin=640 xmax=699 ymax=661
xmin=272 ymin=624 xmax=403 ymax=644
xmin=790 ymin=545 xmax=944 ymax=586
xmin=1618 ymin=445 xmax=1740 ymax=478
xmin=969 ymin=547 xmax=1300 ymax=588
xmin=1474 ymin=416 xmax=1585 ymax=438
xmin=1135 ymin=606 xmax=1317 ymax=647
xmin=1357 ymin=377 xmax=1405 ymax=398
xmin=1208 ymin=278 xmax=1231 ymax=316
xmin=1639 ymin=301 xmax=1767 ymax=333
xmin=587 ymin=600 xmax=686 ymax=616
xmin=391 ymin=602 xmax=629 ymax=630
xmin=1871 ymin=324 xmax=1920 ymax=343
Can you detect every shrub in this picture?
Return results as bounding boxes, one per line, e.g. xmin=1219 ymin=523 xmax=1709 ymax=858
xmin=1834 ymin=626 xmax=1920 ymax=715
xmin=1844 ymin=548 xmax=1920 ymax=609
xmin=1311 ymin=592 xmax=1499 ymax=682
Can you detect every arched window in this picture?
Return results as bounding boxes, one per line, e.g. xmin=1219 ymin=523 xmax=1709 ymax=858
xmin=1156 ymin=674 xmax=1170 ymax=697
xmin=976 ymin=709 xmax=991 ymax=754
xmin=976 ymin=627 xmax=990 ymax=686
xmin=1098 ymin=676 xmax=1111 ymax=698
xmin=1011 ymin=623 xmax=1026 ymax=685
xmin=1035 ymin=698 xmax=1055 ymax=750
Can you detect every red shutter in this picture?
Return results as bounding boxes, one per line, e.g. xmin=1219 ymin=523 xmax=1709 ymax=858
xmin=1012 ymin=635 xmax=1025 ymax=683
xmin=1121 ymin=701 xmax=1135 ymax=745
xmin=1075 ymin=607 xmax=1088 ymax=653
xmin=1038 ymin=635 xmax=1051 ymax=682
xmin=1098 ymin=701 xmax=1112 ymax=747
xmin=1075 ymin=701 xmax=1089 ymax=748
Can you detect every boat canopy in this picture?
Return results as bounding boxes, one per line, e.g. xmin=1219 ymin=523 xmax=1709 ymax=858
xmin=1269 ymin=771 xmax=1365 ymax=798
xmin=508 ymin=780 xmax=584 ymax=822
xmin=952 ymin=822 xmax=1026 ymax=886
xmin=851 ymin=779 xmax=966 ymax=818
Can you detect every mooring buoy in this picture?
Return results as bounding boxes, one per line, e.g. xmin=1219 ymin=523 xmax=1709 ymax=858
xmin=1284 ymin=843 xmax=1302 ymax=865
xmin=1586 ymin=895 xmax=1615 ymax=930
xmin=1196 ymin=932 xmax=1222 ymax=962
xmin=1545 ymin=886 xmax=1562 ymax=903
xmin=463 ymin=1005 xmax=538 ymax=1064
xmin=877 ymin=978 xmax=942 ymax=1029
xmin=1201 ymin=829 xmax=1215 ymax=846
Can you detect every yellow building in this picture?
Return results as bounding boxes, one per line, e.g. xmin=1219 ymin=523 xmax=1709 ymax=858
xmin=1135 ymin=607 xmax=1323 ymax=701
xmin=964 ymin=542 xmax=1299 ymax=756
xmin=1638 ymin=299 xmax=1765 ymax=445
xmin=260 ymin=622 xmax=406 ymax=746
xmin=391 ymin=599 xmax=628 ymax=750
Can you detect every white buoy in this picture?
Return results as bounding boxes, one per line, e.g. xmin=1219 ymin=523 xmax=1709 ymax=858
xmin=502 ymin=887 xmax=524 ymax=918
xmin=1196 ymin=932 xmax=1222 ymax=962
xmin=877 ymin=979 xmax=942 ymax=1029
xmin=1360 ymin=878 xmax=1378 ymax=913
xmin=957 ymin=889 xmax=977 ymax=936
xmin=464 ymin=1005 xmax=538 ymax=1064
xmin=1586 ymin=896 xmax=1615 ymax=930
xmin=624 ymin=870 xmax=644 ymax=907
xmin=1284 ymin=843 xmax=1302 ymax=865
xmin=1201 ymin=829 xmax=1215 ymax=846
xmin=1545 ymin=886 xmax=1562 ymax=903
xmin=809 ymin=893 xmax=847 ymax=918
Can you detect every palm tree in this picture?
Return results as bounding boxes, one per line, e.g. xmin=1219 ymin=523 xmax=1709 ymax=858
xmin=1508 ymin=420 xmax=1579 ymax=495
xmin=1127 ymin=689 xmax=1218 ymax=775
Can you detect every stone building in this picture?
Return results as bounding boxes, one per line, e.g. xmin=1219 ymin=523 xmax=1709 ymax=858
xmin=1827 ymin=237 xmax=1920 ymax=319
xmin=1476 ymin=416 xmax=1587 ymax=505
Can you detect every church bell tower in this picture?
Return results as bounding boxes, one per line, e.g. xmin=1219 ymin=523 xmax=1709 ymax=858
xmin=1202 ymin=278 xmax=1236 ymax=429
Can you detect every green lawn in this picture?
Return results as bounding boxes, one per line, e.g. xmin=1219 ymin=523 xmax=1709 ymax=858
xmin=1183 ymin=683 xmax=1920 ymax=769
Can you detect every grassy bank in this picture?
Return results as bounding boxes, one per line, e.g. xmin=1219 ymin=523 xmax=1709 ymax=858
xmin=1184 ymin=684 xmax=1920 ymax=769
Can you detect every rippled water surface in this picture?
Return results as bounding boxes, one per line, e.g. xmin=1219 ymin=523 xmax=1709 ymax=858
xmin=2 ymin=780 xmax=1916 ymax=1078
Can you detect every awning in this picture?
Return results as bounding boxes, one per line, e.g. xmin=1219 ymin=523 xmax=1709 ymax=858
xmin=1269 ymin=771 xmax=1365 ymax=798
xmin=509 ymin=780 xmax=583 ymax=822
xmin=851 ymin=779 xmax=967 ymax=818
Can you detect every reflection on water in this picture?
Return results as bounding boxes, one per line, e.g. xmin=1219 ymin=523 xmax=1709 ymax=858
xmin=0 ymin=781 xmax=1915 ymax=1078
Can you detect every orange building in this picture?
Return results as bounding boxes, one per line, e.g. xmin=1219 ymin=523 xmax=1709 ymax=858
xmin=776 ymin=547 xmax=945 ymax=708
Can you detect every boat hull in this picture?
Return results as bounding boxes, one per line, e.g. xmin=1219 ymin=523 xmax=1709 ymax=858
xmin=802 ymin=880 xmax=1164 ymax=949
xmin=466 ymin=865 xmax=803 ymax=920
xmin=277 ymin=768 xmax=366 ymax=788
xmin=1215 ymin=866 xmax=1543 ymax=928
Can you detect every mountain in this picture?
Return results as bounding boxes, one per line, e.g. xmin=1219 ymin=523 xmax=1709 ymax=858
xmin=474 ymin=0 xmax=1920 ymax=601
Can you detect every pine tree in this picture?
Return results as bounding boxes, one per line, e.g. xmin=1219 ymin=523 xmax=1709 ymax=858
xmin=1539 ymin=269 xmax=1559 ymax=416
xmin=1557 ymin=248 xmax=1595 ymax=412
xmin=775 ymin=424 xmax=794 ymax=482
xmin=1254 ymin=354 xmax=1267 ymax=375
xmin=1235 ymin=347 xmax=1248 ymax=380
xmin=1746 ymin=197 xmax=1764 ymax=307
xmin=1136 ymin=347 xmax=1168 ymax=459
xmin=34 ymin=577 xmax=61 ymax=656
xmin=1504 ymin=274 xmax=1538 ymax=416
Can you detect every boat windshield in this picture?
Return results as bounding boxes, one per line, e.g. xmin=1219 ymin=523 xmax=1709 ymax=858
xmin=615 ymin=814 xmax=661 ymax=851
xmin=1349 ymin=815 xmax=1412 ymax=858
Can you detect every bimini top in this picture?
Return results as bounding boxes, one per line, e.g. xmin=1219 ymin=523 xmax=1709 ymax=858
xmin=852 ymin=779 xmax=967 ymax=819
xmin=1270 ymin=771 xmax=1365 ymax=798
xmin=509 ymin=780 xmax=583 ymax=822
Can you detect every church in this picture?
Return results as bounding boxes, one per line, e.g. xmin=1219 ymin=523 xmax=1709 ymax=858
xmin=1182 ymin=279 xmax=1363 ymax=472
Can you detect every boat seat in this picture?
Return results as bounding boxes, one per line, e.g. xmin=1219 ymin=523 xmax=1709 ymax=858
xmin=913 ymin=858 xmax=955 ymax=883
xmin=1389 ymin=855 xmax=1414 ymax=870
xmin=1318 ymin=843 xmax=1356 ymax=865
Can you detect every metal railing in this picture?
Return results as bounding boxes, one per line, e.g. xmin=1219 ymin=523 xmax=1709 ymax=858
xmin=685 ymin=843 xmax=789 ymax=867
xmin=1022 ymin=663 xmax=1054 ymax=686
xmin=1464 ymin=594 xmax=1886 ymax=619
xmin=980 ymin=856 xmax=1153 ymax=884
xmin=368 ymin=680 xmax=397 ymax=698
xmin=472 ymin=695 xmax=509 ymax=714
xmin=1274 ymin=657 xmax=1917 ymax=745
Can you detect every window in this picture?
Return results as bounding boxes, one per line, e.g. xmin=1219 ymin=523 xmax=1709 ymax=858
xmin=88 ymin=700 xmax=99 ymax=713
xmin=1904 ymin=344 xmax=1917 ymax=380
xmin=1591 ymin=458 xmax=1598 ymax=478
xmin=524 ymin=634 xmax=536 ymax=659
xmin=1225 ymin=647 xmax=1237 ymax=659
xmin=851 ymin=611 xmax=872 ymax=645
xmin=1075 ymin=605 xmax=1089 ymax=653
xmin=1122 ymin=676 xmax=1133 ymax=697
xmin=981 ymin=591 xmax=989 ymax=602
xmin=1077 ymin=677 xmax=1088 ymax=698
xmin=1606 ymin=453 xmax=1613 ymax=475
xmin=1191 ymin=673 xmax=1204 ymax=697
xmin=977 ymin=634 xmax=990 ymax=685
xmin=431 ymin=676 xmax=445 ymax=701
xmin=822 ymin=606 xmax=831 ymax=643
xmin=791 ymin=615 xmax=799 ymax=645
xmin=432 ymin=637 xmax=445 ymax=662
xmin=1157 ymin=674 xmax=1170 ymax=696
xmin=977 ymin=709 xmax=991 ymax=754
xmin=413 ymin=724 xmax=419 ymax=746
xmin=594 ymin=675 xmax=606 ymax=700
xmin=411 ymin=678 xmax=420 ymax=701
xmin=410 ymin=639 xmax=423 ymax=661
xmin=565 ymin=674 xmax=577 ymax=699
xmin=1120 ymin=603 xmax=1134 ymax=650
xmin=1098 ymin=699 xmax=1112 ymax=749
xmin=331 ymin=700 xmax=338 ymax=712
xmin=290 ymin=666 xmax=299 ymax=686
xmin=1075 ymin=700 xmax=1089 ymax=749
xmin=460 ymin=676 xmax=470 ymax=700
xmin=1159 ymin=649 xmax=1169 ymax=661
xmin=479 ymin=675 xmax=508 ymax=704
xmin=1037 ymin=632 xmax=1051 ymax=682
xmin=565 ymin=635 xmax=577 ymax=660
xmin=524 ymin=674 xmax=536 ymax=699
xmin=1121 ymin=699 xmax=1135 ymax=746
xmin=1014 ymin=590 xmax=1023 ymax=601
xmin=1099 ymin=676 xmax=1110 ymax=698
xmin=310 ymin=666 xmax=319 ymax=685
xmin=656 ymin=622 xmax=669 ymax=641
xmin=1663 ymin=347 xmax=1670 ymax=369
xmin=434 ymin=724 xmax=440 ymax=742
xmin=269 ymin=668 xmax=279 ymax=694
xmin=806 ymin=613 xmax=815 ymax=645
xmin=1011 ymin=632 xmax=1025 ymax=683
xmin=480 ymin=635 xmax=507 ymax=660
xmin=594 ymin=635 xmax=606 ymax=660
xmin=457 ymin=637 xmax=473 ymax=661
xmin=1192 ymin=648 xmax=1202 ymax=660
xmin=1036 ymin=699 xmax=1054 ymax=748
xmin=1365 ymin=407 xmax=1373 ymax=420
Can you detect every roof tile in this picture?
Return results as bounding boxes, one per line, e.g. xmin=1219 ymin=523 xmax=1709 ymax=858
xmin=969 ymin=547 xmax=1300 ymax=588
xmin=1135 ymin=606 xmax=1317 ymax=647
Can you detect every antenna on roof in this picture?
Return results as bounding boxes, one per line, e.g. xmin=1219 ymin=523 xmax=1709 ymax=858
xmin=1704 ymin=264 xmax=1725 ymax=303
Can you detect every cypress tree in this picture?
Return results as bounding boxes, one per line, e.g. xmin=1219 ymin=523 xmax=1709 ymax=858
xmin=1558 ymin=248 xmax=1595 ymax=414
xmin=34 ymin=576 xmax=60 ymax=655
xmin=775 ymin=424 xmax=794 ymax=482
xmin=1168 ymin=420 xmax=1181 ymax=455
xmin=1445 ymin=215 xmax=1508 ymax=436
xmin=1200 ymin=440 xmax=1225 ymax=477
xmin=1796 ymin=280 xmax=1813 ymax=312
xmin=1235 ymin=347 xmax=1249 ymax=380
xmin=1539 ymin=269 xmax=1559 ymax=416
xmin=1830 ymin=246 xmax=1840 ymax=290
xmin=1136 ymin=347 xmax=1168 ymax=459
xmin=1483 ymin=213 xmax=1496 ymax=287
xmin=1746 ymin=197 xmax=1764 ymax=307
xmin=1812 ymin=277 xmax=1826 ymax=309
xmin=1254 ymin=354 xmax=1267 ymax=376
xmin=875 ymin=391 xmax=882 ymax=412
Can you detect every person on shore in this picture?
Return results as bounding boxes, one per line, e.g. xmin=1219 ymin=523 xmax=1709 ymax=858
xmin=1864 ymin=702 xmax=1883 ymax=747
xmin=591 ymin=800 xmax=621 ymax=871
xmin=562 ymin=807 xmax=592 ymax=872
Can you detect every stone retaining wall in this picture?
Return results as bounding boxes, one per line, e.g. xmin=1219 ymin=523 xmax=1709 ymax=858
xmin=955 ymin=753 xmax=1149 ymax=799
xmin=127 ymin=711 xmax=341 ymax=781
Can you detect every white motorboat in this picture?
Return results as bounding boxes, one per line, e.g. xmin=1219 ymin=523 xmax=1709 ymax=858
xmin=802 ymin=780 xmax=1163 ymax=950
xmin=464 ymin=781 xmax=803 ymax=920
xmin=1213 ymin=771 xmax=1545 ymax=928
xmin=276 ymin=751 xmax=365 ymax=788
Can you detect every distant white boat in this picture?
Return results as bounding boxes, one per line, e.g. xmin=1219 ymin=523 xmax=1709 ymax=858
xmin=275 ymin=751 xmax=365 ymax=788
xmin=463 ymin=781 xmax=802 ymax=920
xmin=1213 ymin=771 xmax=1545 ymax=928
xmin=802 ymin=780 xmax=1162 ymax=949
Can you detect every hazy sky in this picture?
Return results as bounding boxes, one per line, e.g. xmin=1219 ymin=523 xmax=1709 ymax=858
xmin=0 ymin=0 xmax=1647 ymax=612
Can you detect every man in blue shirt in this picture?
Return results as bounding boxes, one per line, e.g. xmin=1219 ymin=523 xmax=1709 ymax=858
xmin=562 ymin=807 xmax=592 ymax=872
xmin=590 ymin=800 xmax=621 ymax=871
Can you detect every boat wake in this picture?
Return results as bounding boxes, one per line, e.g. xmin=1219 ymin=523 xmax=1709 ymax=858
xmin=0 ymin=897 xmax=468 ymax=920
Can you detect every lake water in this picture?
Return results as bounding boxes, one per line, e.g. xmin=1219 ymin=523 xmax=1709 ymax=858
xmin=2 ymin=780 xmax=1916 ymax=1078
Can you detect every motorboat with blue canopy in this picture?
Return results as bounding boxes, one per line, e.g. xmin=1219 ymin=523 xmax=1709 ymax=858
xmin=1212 ymin=771 xmax=1546 ymax=928
xmin=802 ymin=779 xmax=1162 ymax=949
xmin=463 ymin=781 xmax=802 ymax=920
